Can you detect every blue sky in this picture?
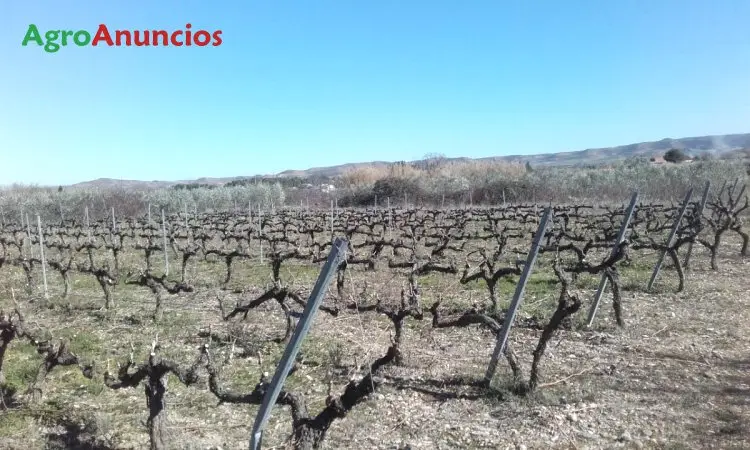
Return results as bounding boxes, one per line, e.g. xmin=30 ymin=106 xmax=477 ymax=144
xmin=1 ymin=1 xmax=748 ymax=186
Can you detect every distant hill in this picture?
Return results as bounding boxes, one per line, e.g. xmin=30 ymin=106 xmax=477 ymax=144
xmin=487 ymin=133 xmax=750 ymax=167
xmin=70 ymin=132 xmax=750 ymax=189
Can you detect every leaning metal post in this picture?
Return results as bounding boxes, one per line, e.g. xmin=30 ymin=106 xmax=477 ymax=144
xmin=249 ymin=237 xmax=349 ymax=450
xmin=683 ymin=181 xmax=711 ymax=269
xmin=585 ymin=191 xmax=639 ymax=327
xmin=647 ymin=188 xmax=694 ymax=291
xmin=484 ymin=207 xmax=552 ymax=385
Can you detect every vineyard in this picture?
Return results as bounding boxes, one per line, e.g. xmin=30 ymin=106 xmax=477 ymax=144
xmin=0 ymin=181 xmax=749 ymax=449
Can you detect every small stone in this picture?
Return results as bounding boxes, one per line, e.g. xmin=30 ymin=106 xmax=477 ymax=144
xmin=577 ymin=431 xmax=598 ymax=440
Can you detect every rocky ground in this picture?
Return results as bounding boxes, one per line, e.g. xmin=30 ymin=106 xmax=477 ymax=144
xmin=0 ymin=241 xmax=748 ymax=449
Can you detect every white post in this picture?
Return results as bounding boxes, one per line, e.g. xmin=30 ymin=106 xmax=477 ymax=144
xmin=387 ymin=197 xmax=392 ymax=238
xmin=162 ymin=209 xmax=169 ymax=276
xmin=20 ymin=211 xmax=26 ymax=257
xmin=485 ymin=207 xmax=552 ymax=383
xmin=110 ymin=207 xmax=116 ymax=244
xmin=258 ymin=204 xmax=263 ymax=264
xmin=184 ymin=202 xmax=190 ymax=244
xmin=85 ymin=206 xmax=92 ymax=243
xmin=26 ymin=213 xmax=33 ymax=258
xmin=37 ymin=214 xmax=48 ymax=299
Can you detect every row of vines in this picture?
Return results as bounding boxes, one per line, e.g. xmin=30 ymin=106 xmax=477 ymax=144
xmin=0 ymin=180 xmax=747 ymax=449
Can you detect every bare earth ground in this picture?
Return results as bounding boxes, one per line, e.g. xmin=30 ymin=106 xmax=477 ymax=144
xmin=0 ymin=238 xmax=749 ymax=450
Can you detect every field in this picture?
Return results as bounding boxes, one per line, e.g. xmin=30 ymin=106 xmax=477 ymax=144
xmin=0 ymin=185 xmax=748 ymax=449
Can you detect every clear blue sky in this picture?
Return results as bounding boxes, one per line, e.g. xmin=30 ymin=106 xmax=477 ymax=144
xmin=1 ymin=1 xmax=748 ymax=186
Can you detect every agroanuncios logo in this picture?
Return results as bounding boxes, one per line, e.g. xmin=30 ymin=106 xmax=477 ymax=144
xmin=21 ymin=23 xmax=223 ymax=53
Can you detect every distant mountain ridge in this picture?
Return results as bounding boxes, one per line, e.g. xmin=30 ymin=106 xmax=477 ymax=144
xmin=70 ymin=132 xmax=750 ymax=189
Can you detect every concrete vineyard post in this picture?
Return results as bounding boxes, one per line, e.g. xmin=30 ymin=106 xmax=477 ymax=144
xmin=647 ymin=188 xmax=694 ymax=291
xmin=85 ymin=206 xmax=92 ymax=243
xmin=485 ymin=207 xmax=552 ymax=384
xmin=26 ymin=213 xmax=33 ymax=258
xmin=258 ymin=204 xmax=263 ymax=264
xmin=684 ymin=181 xmax=711 ymax=270
xmin=250 ymin=238 xmax=349 ymax=450
xmin=330 ymin=200 xmax=335 ymax=242
xmin=36 ymin=214 xmax=49 ymax=300
xmin=162 ymin=209 xmax=169 ymax=277
xmin=586 ymin=191 xmax=639 ymax=327
xmin=20 ymin=211 xmax=26 ymax=258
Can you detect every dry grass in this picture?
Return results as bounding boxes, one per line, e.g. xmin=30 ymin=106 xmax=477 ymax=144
xmin=0 ymin=232 xmax=748 ymax=449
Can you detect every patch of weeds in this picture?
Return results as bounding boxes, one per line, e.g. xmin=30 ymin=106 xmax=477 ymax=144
xmin=620 ymin=265 xmax=663 ymax=292
xmin=522 ymin=387 xmax=559 ymax=406
xmin=57 ymin=330 xmax=102 ymax=355
xmin=0 ymin=410 xmax=31 ymax=438
xmin=82 ymin=380 xmax=105 ymax=397
xmin=3 ymin=342 xmax=40 ymax=392
xmin=85 ymin=411 xmax=122 ymax=448
xmin=1 ymin=384 xmax=20 ymax=409
xmin=415 ymin=273 xmax=445 ymax=289
xmin=45 ymin=411 xmax=120 ymax=450
xmin=121 ymin=314 xmax=143 ymax=326
xmin=714 ymin=408 xmax=747 ymax=435
xmin=71 ymin=275 xmax=100 ymax=290
xmin=326 ymin=341 xmax=345 ymax=368
xmin=282 ymin=264 xmax=323 ymax=284
xmin=298 ymin=336 xmax=333 ymax=368
xmin=217 ymin=359 xmax=263 ymax=392
xmin=158 ymin=311 xmax=200 ymax=334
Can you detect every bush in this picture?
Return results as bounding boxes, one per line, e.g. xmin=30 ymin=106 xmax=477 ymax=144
xmin=373 ymin=177 xmax=421 ymax=200
xmin=664 ymin=148 xmax=690 ymax=163
xmin=0 ymin=182 xmax=287 ymax=224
